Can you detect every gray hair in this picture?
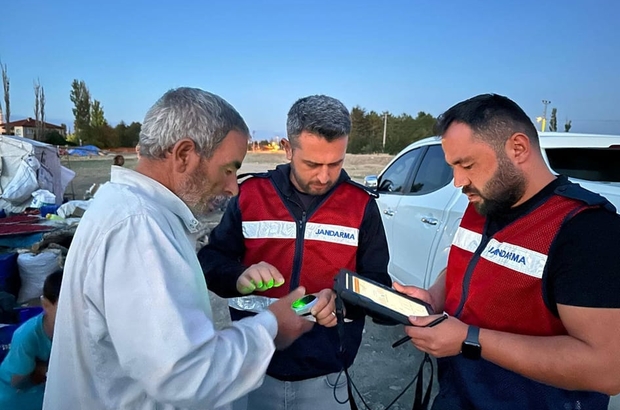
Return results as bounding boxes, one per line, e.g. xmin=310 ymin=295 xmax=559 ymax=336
xmin=139 ymin=87 xmax=250 ymax=159
xmin=286 ymin=95 xmax=351 ymax=147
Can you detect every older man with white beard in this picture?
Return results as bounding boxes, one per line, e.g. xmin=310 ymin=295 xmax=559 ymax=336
xmin=43 ymin=87 xmax=313 ymax=410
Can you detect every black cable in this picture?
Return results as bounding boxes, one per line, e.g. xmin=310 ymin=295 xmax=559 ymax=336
xmin=333 ymin=370 xmax=347 ymax=404
xmin=332 ymin=356 xmax=428 ymax=410
xmin=333 ymin=291 xmax=433 ymax=410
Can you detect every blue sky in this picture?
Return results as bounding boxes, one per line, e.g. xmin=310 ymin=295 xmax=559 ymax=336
xmin=2 ymin=0 xmax=619 ymax=139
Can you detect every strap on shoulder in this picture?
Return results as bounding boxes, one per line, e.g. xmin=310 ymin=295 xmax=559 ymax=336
xmin=346 ymin=179 xmax=379 ymax=198
xmin=555 ymin=183 xmax=616 ymax=213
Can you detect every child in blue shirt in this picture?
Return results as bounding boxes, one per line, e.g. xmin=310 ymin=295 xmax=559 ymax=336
xmin=0 ymin=270 xmax=62 ymax=410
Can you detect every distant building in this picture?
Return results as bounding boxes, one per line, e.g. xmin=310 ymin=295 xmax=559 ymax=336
xmin=0 ymin=117 xmax=67 ymax=139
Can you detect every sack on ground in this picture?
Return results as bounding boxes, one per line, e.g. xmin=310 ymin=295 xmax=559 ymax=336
xmin=31 ymin=189 xmax=56 ymax=208
xmin=1 ymin=155 xmax=41 ymax=205
xmin=16 ymin=250 xmax=61 ymax=304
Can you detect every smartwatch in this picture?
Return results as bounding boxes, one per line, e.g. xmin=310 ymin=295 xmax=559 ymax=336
xmin=461 ymin=325 xmax=481 ymax=360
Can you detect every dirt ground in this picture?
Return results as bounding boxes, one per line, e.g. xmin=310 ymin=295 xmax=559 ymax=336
xmin=61 ymin=151 xmax=393 ymax=199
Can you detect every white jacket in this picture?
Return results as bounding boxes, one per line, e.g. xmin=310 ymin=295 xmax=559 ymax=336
xmin=43 ymin=167 xmax=277 ymax=410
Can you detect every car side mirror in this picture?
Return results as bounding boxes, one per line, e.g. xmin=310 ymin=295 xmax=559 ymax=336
xmin=364 ymin=175 xmax=378 ymax=189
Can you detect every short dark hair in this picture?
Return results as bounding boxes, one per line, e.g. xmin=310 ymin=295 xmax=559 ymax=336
xmin=113 ymin=155 xmax=125 ymax=166
xmin=43 ymin=270 xmax=63 ymax=304
xmin=435 ymin=94 xmax=539 ymax=151
xmin=286 ymin=95 xmax=351 ymax=147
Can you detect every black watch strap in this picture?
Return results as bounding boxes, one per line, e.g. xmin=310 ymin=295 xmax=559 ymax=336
xmin=461 ymin=325 xmax=481 ymax=360
xmin=466 ymin=325 xmax=480 ymax=343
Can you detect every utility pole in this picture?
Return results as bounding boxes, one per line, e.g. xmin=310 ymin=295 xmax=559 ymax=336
xmin=382 ymin=112 xmax=388 ymax=151
xmin=541 ymin=100 xmax=551 ymax=132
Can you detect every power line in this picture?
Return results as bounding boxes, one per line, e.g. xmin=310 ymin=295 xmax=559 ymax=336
xmin=570 ymin=119 xmax=620 ymax=123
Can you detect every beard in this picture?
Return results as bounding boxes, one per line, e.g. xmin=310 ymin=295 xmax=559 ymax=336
xmin=463 ymin=155 xmax=526 ymax=216
xmin=177 ymin=170 xmax=219 ymax=218
xmin=290 ymin=164 xmax=334 ymax=196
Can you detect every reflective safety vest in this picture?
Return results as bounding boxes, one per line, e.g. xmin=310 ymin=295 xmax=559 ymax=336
xmin=436 ymin=185 xmax=612 ymax=409
xmin=229 ymin=176 xmax=372 ymax=312
xmin=445 ymin=194 xmax=589 ymax=335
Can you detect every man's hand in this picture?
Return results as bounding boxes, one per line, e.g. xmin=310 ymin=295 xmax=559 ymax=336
xmin=310 ymin=289 xmax=338 ymax=328
xmin=403 ymin=314 xmax=468 ymax=358
xmin=268 ymin=287 xmax=314 ymax=350
xmin=393 ymin=282 xmax=437 ymax=313
xmin=236 ymin=262 xmax=285 ymax=294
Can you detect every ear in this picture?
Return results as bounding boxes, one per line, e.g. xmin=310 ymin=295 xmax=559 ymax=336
xmin=506 ymin=133 xmax=530 ymax=165
xmin=281 ymin=139 xmax=293 ymax=161
xmin=169 ymin=138 xmax=200 ymax=173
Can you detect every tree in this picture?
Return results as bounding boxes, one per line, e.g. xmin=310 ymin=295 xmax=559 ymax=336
xmin=41 ymin=87 xmax=46 ymax=138
xmin=34 ymin=81 xmax=40 ymax=139
xmin=88 ymin=100 xmax=119 ymax=147
xmin=33 ymin=79 xmax=46 ymax=140
xmin=115 ymin=121 xmax=141 ymax=147
xmin=44 ymin=130 xmax=68 ymax=145
xmin=348 ymin=107 xmax=437 ymax=154
xmin=564 ymin=119 xmax=572 ymax=132
xmin=65 ymin=132 xmax=79 ymax=144
xmin=91 ymin=123 xmax=119 ymax=148
xmin=126 ymin=122 xmax=141 ymax=146
xmin=115 ymin=121 xmax=127 ymax=146
xmin=1 ymin=60 xmax=9 ymax=132
xmin=91 ymin=99 xmax=106 ymax=128
xmin=70 ymin=79 xmax=91 ymax=141
xmin=349 ymin=106 xmax=374 ymax=154
xmin=548 ymin=108 xmax=558 ymax=132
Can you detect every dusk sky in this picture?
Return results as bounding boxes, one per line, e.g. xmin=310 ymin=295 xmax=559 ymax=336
xmin=2 ymin=0 xmax=619 ymax=139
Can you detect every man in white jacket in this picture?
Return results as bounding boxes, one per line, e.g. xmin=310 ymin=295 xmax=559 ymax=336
xmin=43 ymin=87 xmax=313 ymax=410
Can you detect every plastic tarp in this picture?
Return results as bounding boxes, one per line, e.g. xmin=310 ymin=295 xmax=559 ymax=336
xmin=0 ymin=135 xmax=75 ymax=212
xmin=67 ymin=145 xmax=100 ymax=156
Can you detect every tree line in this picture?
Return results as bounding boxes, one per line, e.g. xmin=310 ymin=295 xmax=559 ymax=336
xmin=348 ymin=107 xmax=437 ymax=154
xmin=348 ymin=105 xmax=574 ymax=155
xmin=69 ymin=80 xmax=141 ymax=148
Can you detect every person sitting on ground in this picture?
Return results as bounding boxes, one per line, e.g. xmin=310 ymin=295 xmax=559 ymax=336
xmin=0 ymin=269 xmax=63 ymax=410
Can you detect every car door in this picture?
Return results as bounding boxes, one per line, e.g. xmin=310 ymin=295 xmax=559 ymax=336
xmin=375 ymin=147 xmax=424 ymax=271
xmin=389 ymin=144 xmax=455 ymax=288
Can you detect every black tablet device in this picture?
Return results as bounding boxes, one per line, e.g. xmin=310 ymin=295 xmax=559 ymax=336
xmin=334 ymin=269 xmax=434 ymax=325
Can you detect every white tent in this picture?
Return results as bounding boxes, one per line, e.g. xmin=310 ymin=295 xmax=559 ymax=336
xmin=0 ymin=135 xmax=75 ymax=213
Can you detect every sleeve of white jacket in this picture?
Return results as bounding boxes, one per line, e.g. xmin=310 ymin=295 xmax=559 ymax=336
xmin=100 ymin=215 xmax=277 ymax=409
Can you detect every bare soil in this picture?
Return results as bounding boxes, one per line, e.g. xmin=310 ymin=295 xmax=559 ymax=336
xmin=62 ymin=151 xmax=393 ymax=201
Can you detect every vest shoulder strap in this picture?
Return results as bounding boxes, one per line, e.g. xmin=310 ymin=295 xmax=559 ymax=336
xmin=238 ymin=171 xmax=270 ymax=184
xmin=555 ymin=182 xmax=616 ymax=213
xmin=345 ymin=179 xmax=379 ymax=198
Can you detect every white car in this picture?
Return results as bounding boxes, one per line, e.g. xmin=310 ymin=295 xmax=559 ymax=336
xmin=365 ymin=132 xmax=620 ymax=288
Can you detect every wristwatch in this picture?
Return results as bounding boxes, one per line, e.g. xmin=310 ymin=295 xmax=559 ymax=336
xmin=461 ymin=325 xmax=481 ymax=360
